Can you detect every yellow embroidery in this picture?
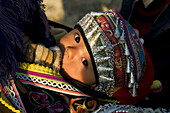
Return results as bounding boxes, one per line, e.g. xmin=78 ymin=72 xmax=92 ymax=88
xmin=97 ymin=98 xmax=120 ymax=104
xmin=115 ymin=57 xmax=122 ymax=69
xmin=114 ymin=53 xmax=118 ymax=56
xmin=18 ymin=62 xmax=62 ymax=78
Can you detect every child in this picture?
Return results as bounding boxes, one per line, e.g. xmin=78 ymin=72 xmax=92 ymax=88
xmin=62 ymin=8 xmax=154 ymax=104
xmin=27 ymin=8 xmax=154 ymax=108
xmin=0 ymin=1 xmax=154 ymax=111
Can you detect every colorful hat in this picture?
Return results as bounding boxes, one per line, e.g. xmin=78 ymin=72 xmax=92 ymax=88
xmin=75 ymin=9 xmax=152 ymax=98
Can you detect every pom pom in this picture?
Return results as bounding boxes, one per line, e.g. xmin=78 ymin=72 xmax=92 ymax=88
xmin=150 ymin=80 xmax=162 ymax=93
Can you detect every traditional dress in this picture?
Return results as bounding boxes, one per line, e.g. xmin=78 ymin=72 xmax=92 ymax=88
xmin=0 ymin=0 xmax=100 ymax=112
xmin=0 ymin=0 xmax=162 ymax=112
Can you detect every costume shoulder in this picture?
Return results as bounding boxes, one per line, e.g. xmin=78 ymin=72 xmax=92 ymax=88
xmin=120 ymin=0 xmax=135 ymax=21
xmin=0 ymin=0 xmax=55 ymax=77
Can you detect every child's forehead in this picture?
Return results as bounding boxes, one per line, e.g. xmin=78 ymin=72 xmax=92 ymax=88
xmin=71 ymin=28 xmax=81 ymax=34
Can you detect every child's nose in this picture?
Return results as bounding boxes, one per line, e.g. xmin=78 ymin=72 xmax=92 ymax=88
xmin=66 ymin=46 xmax=79 ymax=60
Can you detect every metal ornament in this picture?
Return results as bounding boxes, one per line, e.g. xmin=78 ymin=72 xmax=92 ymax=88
xmin=125 ymin=43 xmax=130 ymax=56
xmin=126 ymin=58 xmax=131 ymax=73
xmin=132 ymin=82 xmax=138 ymax=97
xmin=94 ymin=56 xmax=111 ymax=63
xmin=77 ymin=13 xmax=116 ymax=97
xmin=93 ymin=46 xmax=107 ymax=55
xmin=114 ymin=17 xmax=120 ymax=38
xmin=119 ymin=30 xmax=125 ymax=43
xmin=114 ymin=26 xmax=120 ymax=38
xmin=128 ymin=72 xmax=135 ymax=88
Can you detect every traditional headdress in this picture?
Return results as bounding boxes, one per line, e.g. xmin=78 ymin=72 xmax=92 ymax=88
xmin=75 ymin=9 xmax=148 ymax=97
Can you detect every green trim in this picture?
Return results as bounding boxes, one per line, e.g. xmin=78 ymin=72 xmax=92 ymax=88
xmin=5 ymin=85 xmax=19 ymax=109
xmin=1 ymin=90 xmax=11 ymax=106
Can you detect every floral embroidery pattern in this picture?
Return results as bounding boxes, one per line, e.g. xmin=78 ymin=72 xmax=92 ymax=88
xmin=70 ymin=98 xmax=98 ymax=113
xmin=29 ymin=91 xmax=68 ymax=113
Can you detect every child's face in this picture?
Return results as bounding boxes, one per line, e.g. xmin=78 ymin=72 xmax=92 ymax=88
xmin=59 ymin=29 xmax=96 ymax=87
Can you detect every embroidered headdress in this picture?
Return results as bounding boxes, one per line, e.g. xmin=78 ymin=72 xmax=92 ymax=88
xmin=75 ymin=9 xmax=146 ymax=97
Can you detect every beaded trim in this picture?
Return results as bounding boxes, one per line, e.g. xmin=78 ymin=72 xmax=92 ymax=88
xmin=0 ymin=98 xmax=21 ymax=113
xmin=15 ymin=74 xmax=79 ymax=92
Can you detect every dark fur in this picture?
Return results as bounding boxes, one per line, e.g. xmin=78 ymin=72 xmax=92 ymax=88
xmin=0 ymin=0 xmax=56 ymax=78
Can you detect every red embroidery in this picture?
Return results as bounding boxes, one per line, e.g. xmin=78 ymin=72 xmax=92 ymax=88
xmin=95 ymin=16 xmax=125 ymax=86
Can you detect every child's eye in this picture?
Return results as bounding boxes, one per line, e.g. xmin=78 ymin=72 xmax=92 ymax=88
xmin=75 ymin=34 xmax=80 ymax=43
xmin=82 ymin=58 xmax=88 ymax=66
